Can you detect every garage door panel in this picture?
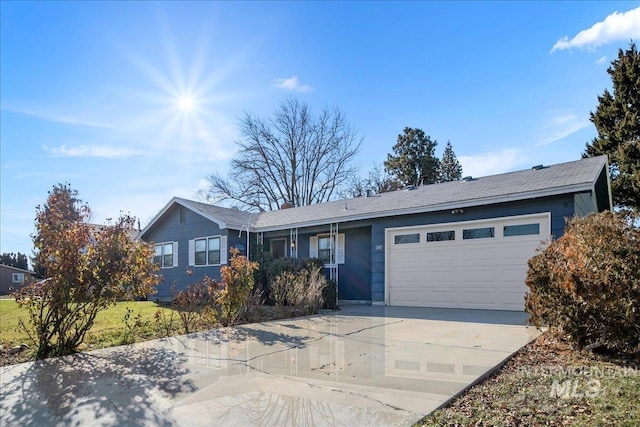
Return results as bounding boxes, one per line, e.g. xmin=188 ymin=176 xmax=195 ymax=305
xmin=423 ymin=271 xmax=459 ymax=282
xmin=458 ymin=266 xmax=496 ymax=282
xmin=387 ymin=214 xmax=549 ymax=311
xmin=392 ymin=290 xmax=457 ymax=306
xmin=499 ymin=265 xmax=529 ymax=285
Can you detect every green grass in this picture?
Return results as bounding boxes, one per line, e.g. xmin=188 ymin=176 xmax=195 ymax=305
xmin=0 ymin=299 xmax=27 ymax=347
xmin=0 ymin=299 xmax=181 ymax=351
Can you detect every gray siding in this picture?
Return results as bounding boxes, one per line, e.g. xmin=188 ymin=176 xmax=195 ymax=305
xmin=574 ymin=192 xmax=597 ymax=217
xmin=144 ymin=205 xmax=225 ymax=299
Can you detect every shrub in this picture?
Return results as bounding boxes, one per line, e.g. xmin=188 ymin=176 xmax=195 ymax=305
xmin=153 ymin=307 xmax=177 ymax=337
xmin=255 ymin=252 xmax=336 ymax=309
xmin=525 ymin=210 xmax=640 ymax=354
xmin=15 ymin=184 xmax=160 ymax=359
xmin=217 ymin=248 xmax=259 ymax=326
xmin=119 ymin=307 xmax=148 ymax=345
xmin=173 ymin=277 xmax=219 ymax=334
xmin=322 ymin=279 xmax=338 ymax=309
xmin=270 ymin=266 xmax=327 ymax=315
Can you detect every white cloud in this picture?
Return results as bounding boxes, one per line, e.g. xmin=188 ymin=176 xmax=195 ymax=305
xmin=272 ymin=76 xmax=314 ymax=93
xmin=551 ymin=7 xmax=640 ymax=53
xmin=595 ymin=55 xmax=608 ymax=65
xmin=45 ymin=144 xmax=143 ymax=158
xmin=3 ymin=106 xmax=113 ymax=128
xmin=536 ymin=111 xmax=591 ymax=146
xmin=458 ymin=149 xmax=526 ymax=178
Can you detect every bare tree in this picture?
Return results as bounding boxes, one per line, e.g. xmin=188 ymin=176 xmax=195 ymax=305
xmin=205 ymin=98 xmax=361 ymax=211
xmin=341 ymin=163 xmax=400 ymax=198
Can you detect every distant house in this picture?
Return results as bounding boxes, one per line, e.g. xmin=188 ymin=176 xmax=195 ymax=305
xmin=0 ymin=265 xmax=36 ymax=295
xmin=140 ymin=156 xmax=611 ymax=311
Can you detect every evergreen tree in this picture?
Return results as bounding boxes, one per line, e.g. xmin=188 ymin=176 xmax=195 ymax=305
xmin=0 ymin=252 xmax=28 ymax=270
xmin=438 ymin=141 xmax=463 ymax=182
xmin=584 ymin=42 xmax=640 ymax=210
xmin=384 ymin=127 xmax=440 ymax=187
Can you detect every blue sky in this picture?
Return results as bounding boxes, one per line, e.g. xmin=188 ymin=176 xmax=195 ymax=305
xmin=1 ymin=1 xmax=639 ymax=259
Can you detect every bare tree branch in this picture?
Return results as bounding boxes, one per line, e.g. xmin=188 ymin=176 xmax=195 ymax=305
xmin=205 ymin=98 xmax=362 ymax=211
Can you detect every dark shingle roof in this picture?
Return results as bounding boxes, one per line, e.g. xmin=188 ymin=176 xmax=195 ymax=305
xmin=175 ymin=198 xmax=257 ymax=230
xmin=142 ymin=156 xmax=608 ymax=234
xmin=253 ymin=156 xmax=608 ymax=230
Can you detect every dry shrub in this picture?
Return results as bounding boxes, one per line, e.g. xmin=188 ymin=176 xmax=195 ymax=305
xmin=271 ymin=266 xmax=326 ymax=315
xmin=525 ymin=210 xmax=640 ymax=354
xmin=217 ymin=248 xmax=259 ymax=326
xmin=173 ymin=277 xmax=219 ymax=334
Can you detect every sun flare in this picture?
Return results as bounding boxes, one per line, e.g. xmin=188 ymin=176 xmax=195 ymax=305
xmin=177 ymin=95 xmax=194 ymax=112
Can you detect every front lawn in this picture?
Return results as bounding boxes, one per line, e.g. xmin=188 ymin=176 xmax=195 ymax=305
xmin=0 ymin=299 xmax=181 ymax=364
xmin=417 ymin=332 xmax=640 ymax=426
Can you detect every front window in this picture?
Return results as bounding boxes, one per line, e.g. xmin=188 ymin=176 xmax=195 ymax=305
xmin=154 ymin=242 xmax=174 ymax=268
xmin=208 ymin=237 xmax=221 ymax=264
xmin=195 ymin=237 xmax=221 ymax=265
xmin=195 ymin=239 xmax=207 ymax=265
xmin=12 ymin=273 xmax=24 ymax=283
xmin=318 ymin=235 xmax=332 ymax=264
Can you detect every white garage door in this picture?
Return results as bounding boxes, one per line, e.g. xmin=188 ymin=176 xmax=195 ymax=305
xmin=386 ymin=213 xmax=550 ymax=311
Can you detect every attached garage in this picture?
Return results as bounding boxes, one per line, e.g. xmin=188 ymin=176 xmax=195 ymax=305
xmin=385 ymin=213 xmax=550 ymax=311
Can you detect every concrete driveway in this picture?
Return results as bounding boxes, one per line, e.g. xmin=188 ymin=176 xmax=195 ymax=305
xmin=0 ymin=305 xmax=540 ymax=426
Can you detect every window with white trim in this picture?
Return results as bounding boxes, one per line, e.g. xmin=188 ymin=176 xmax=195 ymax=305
xmin=309 ymin=233 xmax=345 ymax=265
xmin=154 ymin=242 xmax=177 ymax=268
xmin=12 ymin=273 xmax=24 ymax=283
xmin=194 ymin=236 xmax=221 ymax=265
xmin=189 ymin=235 xmax=226 ymax=266
xmin=318 ymin=235 xmax=332 ymax=263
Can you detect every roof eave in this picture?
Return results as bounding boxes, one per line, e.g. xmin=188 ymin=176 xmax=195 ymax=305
xmin=254 ymin=182 xmax=594 ymax=232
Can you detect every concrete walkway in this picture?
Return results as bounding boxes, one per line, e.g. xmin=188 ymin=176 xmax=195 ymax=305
xmin=0 ymin=306 xmax=540 ymax=426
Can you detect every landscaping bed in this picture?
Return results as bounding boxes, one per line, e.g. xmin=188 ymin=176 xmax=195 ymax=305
xmin=417 ymin=331 xmax=640 ymax=426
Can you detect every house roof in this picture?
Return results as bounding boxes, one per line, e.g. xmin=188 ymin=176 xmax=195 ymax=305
xmin=141 ymin=156 xmax=609 ymax=235
xmin=253 ymin=155 xmax=609 ymax=230
xmin=0 ymin=264 xmax=35 ymax=275
xmin=175 ymin=198 xmax=257 ymax=230
xmin=139 ymin=197 xmax=257 ymax=238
